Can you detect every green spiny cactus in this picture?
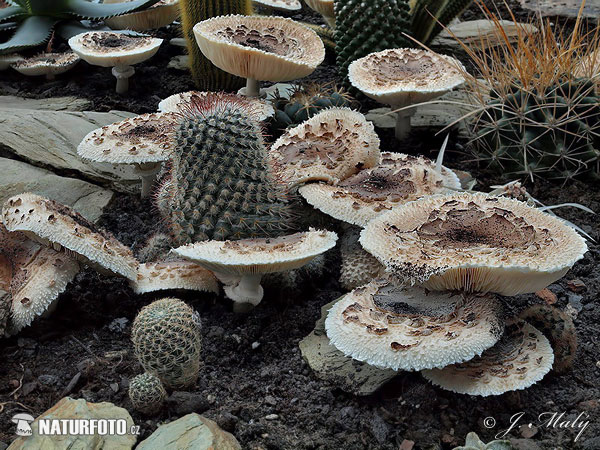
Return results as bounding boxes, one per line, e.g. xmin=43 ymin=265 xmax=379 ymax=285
xmin=128 ymin=372 xmax=167 ymax=415
xmin=178 ymin=0 xmax=253 ymax=90
xmin=472 ymin=79 xmax=600 ymax=181
xmin=272 ymin=83 xmax=355 ymax=129
xmin=131 ymin=298 xmax=202 ymax=390
xmin=334 ymin=0 xmax=412 ymax=83
xmin=160 ymin=94 xmax=296 ymax=245
xmin=411 ymin=0 xmax=474 ymax=44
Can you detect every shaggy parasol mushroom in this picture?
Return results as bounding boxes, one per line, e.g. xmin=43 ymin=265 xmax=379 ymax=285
xmin=193 ymin=15 xmax=325 ymax=97
xmin=104 ymin=0 xmax=180 ymax=31
xmin=422 ymin=319 xmax=554 ymax=396
xmin=253 ymin=0 xmax=301 ymax=13
xmin=359 ymin=192 xmax=588 ymax=295
xmin=158 ymin=91 xmax=275 ymax=121
xmin=173 ymin=229 xmax=337 ymax=311
xmin=269 ymin=108 xmax=380 ymax=188
xmin=0 ymin=225 xmax=79 ymax=335
xmin=299 ymin=152 xmax=461 ymax=227
xmin=10 ymin=52 xmax=80 ymax=80
xmin=68 ymin=31 xmax=163 ymax=94
xmin=78 ymin=112 xmax=179 ymax=198
xmin=2 ymin=193 xmax=138 ymax=280
xmin=348 ymin=48 xmax=465 ymax=140
xmin=339 ymin=226 xmax=385 ymax=291
xmin=131 ymin=260 xmax=219 ymax=295
xmin=324 ymin=280 xmax=505 ymax=371
xmin=305 ymin=0 xmax=334 ymax=27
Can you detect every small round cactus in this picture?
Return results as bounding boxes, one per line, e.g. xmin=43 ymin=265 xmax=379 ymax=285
xmin=131 ymin=298 xmax=202 ymax=389
xmin=128 ymin=372 xmax=167 ymax=415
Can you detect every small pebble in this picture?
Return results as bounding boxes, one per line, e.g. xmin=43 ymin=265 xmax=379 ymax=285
xmin=265 ymin=414 xmax=279 ymax=420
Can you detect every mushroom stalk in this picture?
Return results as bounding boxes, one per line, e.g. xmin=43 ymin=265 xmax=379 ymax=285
xmin=245 ymin=78 xmax=261 ymax=98
xmin=112 ymin=65 xmax=135 ymax=94
xmin=135 ymin=163 xmax=161 ymax=198
xmin=393 ymin=105 xmax=416 ymax=141
xmin=218 ymin=273 xmax=264 ymax=310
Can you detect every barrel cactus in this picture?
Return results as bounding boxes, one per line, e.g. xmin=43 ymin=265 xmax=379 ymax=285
xmin=128 ymin=372 xmax=167 ymax=415
xmin=131 ymin=298 xmax=202 ymax=389
xmin=411 ymin=0 xmax=474 ymax=44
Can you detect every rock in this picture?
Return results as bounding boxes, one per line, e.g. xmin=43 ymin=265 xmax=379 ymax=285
xmin=370 ymin=412 xmax=391 ymax=444
xmin=7 ymin=397 xmax=136 ymax=449
xmin=581 ymin=436 xmax=600 ymax=450
xmin=431 ymin=19 xmax=538 ymax=49
xmin=37 ymin=374 xmax=59 ymax=386
xmin=399 ymin=440 xmax=415 ymax=450
xmin=535 ymin=288 xmax=557 ymax=305
xmin=509 ymin=438 xmax=543 ymax=450
xmin=169 ymin=38 xmax=186 ymax=47
xmin=0 ymin=157 xmax=112 ymax=222
xmin=136 ymin=414 xmax=241 ymax=450
xmin=168 ymin=55 xmax=189 ymax=71
xmin=166 ymin=391 xmax=209 ymax=416
xmin=299 ymin=298 xmax=397 ymax=396
xmin=519 ymin=0 xmax=600 ymax=18
xmin=0 ymin=96 xmax=92 ymax=111
xmin=519 ymin=423 xmax=538 ymax=438
xmin=0 ymin=108 xmax=139 ymax=193
xmin=567 ymin=279 xmax=586 ymax=293
xmin=108 ymin=317 xmax=129 ymax=333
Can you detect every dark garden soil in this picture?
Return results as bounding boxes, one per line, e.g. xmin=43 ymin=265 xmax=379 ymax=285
xmin=1 ymin=1 xmax=600 ymax=449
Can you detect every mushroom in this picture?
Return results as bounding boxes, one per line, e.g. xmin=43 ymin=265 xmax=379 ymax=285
xmin=252 ymin=0 xmax=302 ymax=13
xmin=348 ymin=48 xmax=465 ymax=140
xmin=359 ymin=192 xmax=588 ymax=295
xmin=0 ymin=53 xmax=23 ymax=71
xmin=422 ymin=319 xmax=554 ymax=396
xmin=299 ymin=152 xmax=461 ymax=227
xmin=193 ymin=15 xmax=325 ymax=97
xmin=68 ymin=31 xmax=163 ymax=94
xmin=339 ymin=226 xmax=385 ymax=291
xmin=11 ymin=413 xmax=34 ymax=437
xmin=269 ymin=108 xmax=380 ymax=188
xmin=157 ymin=91 xmax=275 ymax=121
xmin=104 ymin=0 xmax=180 ymax=32
xmin=77 ymin=112 xmax=179 ymax=198
xmin=132 ymin=260 xmax=219 ymax=295
xmin=172 ymin=229 xmax=338 ymax=311
xmin=9 ymin=52 xmax=80 ymax=80
xmin=304 ymin=0 xmax=334 ymax=27
xmin=2 ymin=193 xmax=139 ymax=280
xmin=324 ymin=279 xmax=505 ymax=371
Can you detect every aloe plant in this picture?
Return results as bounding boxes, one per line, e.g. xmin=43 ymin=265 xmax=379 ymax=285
xmin=0 ymin=0 xmax=161 ymax=54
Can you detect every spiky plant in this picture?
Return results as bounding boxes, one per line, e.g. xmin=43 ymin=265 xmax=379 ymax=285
xmin=411 ymin=0 xmax=474 ymax=44
xmin=460 ymin=2 xmax=600 ymax=182
xmin=129 ymin=372 xmax=167 ymax=415
xmin=159 ymin=93 xmax=296 ymax=245
xmin=0 ymin=0 xmax=161 ymax=54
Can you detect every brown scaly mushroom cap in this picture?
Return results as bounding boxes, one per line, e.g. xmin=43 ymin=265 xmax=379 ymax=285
xmin=253 ymin=0 xmax=302 ymax=12
xmin=324 ymin=280 xmax=505 ymax=371
xmin=0 ymin=54 xmax=24 ymax=71
xmin=299 ymin=152 xmax=461 ymax=227
xmin=131 ymin=260 xmax=219 ymax=295
xmin=304 ymin=0 xmax=334 ymax=27
xmin=10 ymin=52 xmax=80 ymax=79
xmin=422 ymin=319 xmax=554 ymax=396
xmin=269 ymin=108 xmax=381 ymax=188
xmin=339 ymin=226 xmax=385 ymax=291
xmin=360 ymin=192 xmax=588 ymax=295
xmin=104 ymin=0 xmax=180 ymax=32
xmin=2 ymin=193 xmax=138 ymax=280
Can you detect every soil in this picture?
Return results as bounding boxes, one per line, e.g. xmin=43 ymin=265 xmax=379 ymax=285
xmin=1 ymin=1 xmax=599 ymax=449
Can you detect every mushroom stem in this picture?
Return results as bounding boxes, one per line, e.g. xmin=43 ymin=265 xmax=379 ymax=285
xmin=245 ymin=78 xmax=261 ymax=98
xmin=112 ymin=65 xmax=135 ymax=94
xmin=134 ymin=163 xmax=161 ymax=198
xmin=393 ymin=105 xmax=416 ymax=141
xmin=221 ymin=273 xmax=264 ymax=308
xmin=323 ymin=16 xmax=335 ymax=28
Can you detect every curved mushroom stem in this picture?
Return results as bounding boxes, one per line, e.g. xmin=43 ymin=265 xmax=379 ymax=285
xmin=215 ymin=272 xmax=264 ymax=311
xmin=134 ymin=163 xmax=162 ymax=198
xmin=245 ymin=78 xmax=261 ymax=98
xmin=112 ymin=65 xmax=135 ymax=94
xmin=323 ymin=15 xmax=335 ymax=28
xmin=393 ymin=105 xmax=417 ymax=141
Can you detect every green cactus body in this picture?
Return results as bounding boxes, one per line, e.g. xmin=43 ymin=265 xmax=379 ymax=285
xmin=131 ymin=298 xmax=202 ymax=390
xmin=473 ymin=78 xmax=600 ymax=181
xmin=411 ymin=0 xmax=473 ymax=44
xmin=178 ymin=0 xmax=252 ymax=90
xmin=161 ymin=95 xmax=295 ymax=245
xmin=334 ymin=0 xmax=412 ymax=83
xmin=129 ymin=372 xmax=167 ymax=415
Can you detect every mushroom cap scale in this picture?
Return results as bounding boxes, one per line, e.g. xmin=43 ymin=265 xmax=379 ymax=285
xmin=68 ymin=31 xmax=163 ymax=67
xmin=253 ymin=0 xmax=302 ymax=11
xmin=78 ymin=112 xmax=179 ymax=164
xmin=172 ymin=229 xmax=338 ymax=276
xmin=324 ymin=280 xmax=505 ymax=371
xmin=193 ymin=15 xmax=325 ymax=82
xmin=359 ymin=192 xmax=587 ymax=295
xmin=131 ymin=260 xmax=220 ymax=294
xmin=10 ymin=52 xmax=80 ymax=77
xmin=269 ymin=108 xmax=381 ymax=188
xmin=348 ymin=48 xmax=466 ymax=106
xmin=422 ymin=319 xmax=554 ymax=396
xmin=299 ymin=152 xmax=461 ymax=227
xmin=2 ymin=194 xmax=138 ymax=280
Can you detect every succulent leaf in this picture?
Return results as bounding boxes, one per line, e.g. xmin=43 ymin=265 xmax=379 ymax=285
xmin=63 ymin=0 xmax=161 ymax=20
xmin=0 ymin=5 xmax=25 ymax=22
xmin=0 ymin=16 xmax=58 ymax=53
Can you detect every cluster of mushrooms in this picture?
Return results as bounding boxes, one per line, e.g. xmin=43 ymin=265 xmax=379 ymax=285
xmin=0 ymin=13 xmax=590 ymax=399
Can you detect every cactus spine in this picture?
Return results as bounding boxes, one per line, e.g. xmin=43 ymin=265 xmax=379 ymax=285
xmin=129 ymin=373 xmax=167 ymax=415
xmin=411 ymin=0 xmax=473 ymax=44
xmin=178 ymin=0 xmax=253 ymax=90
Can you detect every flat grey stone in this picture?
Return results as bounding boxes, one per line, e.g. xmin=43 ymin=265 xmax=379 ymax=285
xmin=0 ymin=157 xmax=113 ymax=222
xmin=168 ymin=55 xmax=189 ymax=71
xmin=0 ymin=96 xmax=92 ymax=111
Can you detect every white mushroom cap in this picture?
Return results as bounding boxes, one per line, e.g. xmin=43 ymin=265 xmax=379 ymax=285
xmin=253 ymin=0 xmax=301 ymax=11
xmin=68 ymin=31 xmax=163 ymax=67
xmin=193 ymin=15 xmax=325 ymax=82
xmin=269 ymin=108 xmax=381 ymax=188
xmin=304 ymin=0 xmax=334 ymax=19
xmin=422 ymin=319 xmax=554 ymax=396
xmin=157 ymin=91 xmax=275 ymax=121
xmin=104 ymin=0 xmax=180 ymax=32
xmin=339 ymin=226 xmax=385 ymax=291
xmin=360 ymin=192 xmax=588 ymax=295
xmin=348 ymin=48 xmax=465 ymax=107
xmin=10 ymin=52 xmax=80 ymax=77
xmin=325 ymin=280 xmax=505 ymax=371
xmin=299 ymin=152 xmax=461 ymax=227
xmin=131 ymin=260 xmax=219 ymax=295
xmin=172 ymin=229 xmax=338 ymax=276
xmin=78 ymin=112 xmax=179 ymax=164
xmin=2 ymin=193 xmax=139 ymax=280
